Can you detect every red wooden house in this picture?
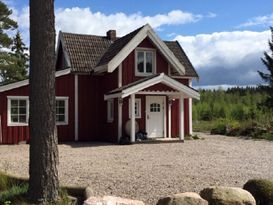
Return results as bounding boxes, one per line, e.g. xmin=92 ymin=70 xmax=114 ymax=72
xmin=0 ymin=24 xmax=199 ymax=144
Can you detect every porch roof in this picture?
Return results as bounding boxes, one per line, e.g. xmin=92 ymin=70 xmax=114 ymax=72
xmin=104 ymin=73 xmax=200 ymax=100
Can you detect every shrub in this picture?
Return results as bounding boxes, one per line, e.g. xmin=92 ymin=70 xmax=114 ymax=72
xmin=211 ymin=123 xmax=227 ymax=135
xmin=261 ymin=132 xmax=273 ymax=141
xmin=0 ymin=184 xmax=28 ymax=204
xmin=0 ymin=172 xmax=9 ymax=191
xmin=243 ymin=179 xmax=273 ymax=205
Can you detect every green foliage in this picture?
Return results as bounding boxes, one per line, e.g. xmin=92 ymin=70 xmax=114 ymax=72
xmin=0 ymin=2 xmax=28 ymax=85
xmin=0 ymin=184 xmax=28 ymax=204
xmin=210 ymin=123 xmax=227 ymax=135
xmin=258 ymin=27 xmax=273 ymax=109
xmin=0 ymin=1 xmax=17 ymax=48
xmin=243 ymin=179 xmax=273 ymax=205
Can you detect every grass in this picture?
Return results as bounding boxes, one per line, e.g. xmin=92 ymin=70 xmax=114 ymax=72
xmin=0 ymin=171 xmax=77 ymax=205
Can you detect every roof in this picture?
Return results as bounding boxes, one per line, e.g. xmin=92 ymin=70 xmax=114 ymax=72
xmin=105 ymin=73 xmax=200 ymax=100
xmin=59 ymin=24 xmax=198 ymax=78
xmin=164 ymin=41 xmax=199 ymax=78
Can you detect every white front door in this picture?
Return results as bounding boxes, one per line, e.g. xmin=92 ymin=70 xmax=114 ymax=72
xmin=146 ymin=96 xmax=165 ymax=138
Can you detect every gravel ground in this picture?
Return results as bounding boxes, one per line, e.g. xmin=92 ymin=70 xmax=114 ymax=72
xmin=0 ymin=133 xmax=273 ymax=204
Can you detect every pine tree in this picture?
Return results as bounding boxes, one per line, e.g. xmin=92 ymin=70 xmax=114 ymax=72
xmin=258 ymin=27 xmax=273 ymax=109
xmin=0 ymin=2 xmax=29 ymax=85
xmin=28 ymin=0 xmax=59 ymax=203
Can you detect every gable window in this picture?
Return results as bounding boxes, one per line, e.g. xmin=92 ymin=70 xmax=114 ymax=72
xmin=129 ymin=98 xmax=141 ymax=118
xmin=8 ymin=97 xmax=29 ymax=126
xmin=56 ymin=97 xmax=69 ymax=125
xmin=107 ymin=99 xmax=114 ymax=123
xmin=135 ymin=49 xmax=156 ymax=76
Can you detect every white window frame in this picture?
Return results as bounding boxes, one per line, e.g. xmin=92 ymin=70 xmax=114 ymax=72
xmin=107 ymin=99 xmax=114 ymax=123
xmin=7 ymin=96 xmax=69 ymax=126
xmin=56 ymin=97 xmax=69 ymax=125
xmin=135 ymin=48 xmax=156 ymax=76
xmin=129 ymin=98 xmax=141 ymax=119
xmin=7 ymin=96 xmax=29 ymax=126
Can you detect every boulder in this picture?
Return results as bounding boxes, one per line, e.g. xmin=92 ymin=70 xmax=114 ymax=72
xmin=200 ymin=186 xmax=256 ymax=205
xmin=84 ymin=196 xmax=145 ymax=205
xmin=243 ymin=179 xmax=273 ymax=205
xmin=157 ymin=192 xmax=208 ymax=205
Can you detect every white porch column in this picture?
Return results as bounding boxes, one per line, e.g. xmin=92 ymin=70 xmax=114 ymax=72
xmin=189 ymin=79 xmax=193 ymax=135
xmin=179 ymin=95 xmax=184 ymax=142
xmin=130 ymin=94 xmax=136 ymax=142
xmin=168 ymin=99 xmax=172 ymax=138
xmin=118 ymin=98 xmax=123 ymax=142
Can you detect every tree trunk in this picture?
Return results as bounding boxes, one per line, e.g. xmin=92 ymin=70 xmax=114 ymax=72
xmin=28 ymin=0 xmax=59 ymax=203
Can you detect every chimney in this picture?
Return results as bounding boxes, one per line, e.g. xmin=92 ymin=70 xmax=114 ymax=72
xmin=106 ymin=30 xmax=116 ymax=41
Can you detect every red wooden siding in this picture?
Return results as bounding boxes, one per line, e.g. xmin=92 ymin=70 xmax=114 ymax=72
xmin=171 ymin=99 xmax=189 ymax=137
xmin=0 ymin=74 xmax=75 ymax=144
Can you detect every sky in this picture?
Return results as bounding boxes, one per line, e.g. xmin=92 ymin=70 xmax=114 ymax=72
xmin=5 ymin=0 xmax=273 ymax=88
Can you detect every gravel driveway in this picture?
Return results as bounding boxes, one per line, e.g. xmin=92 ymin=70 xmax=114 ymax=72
xmin=0 ymin=133 xmax=273 ymax=204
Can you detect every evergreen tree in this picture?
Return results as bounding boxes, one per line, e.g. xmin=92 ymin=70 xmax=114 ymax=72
xmin=0 ymin=1 xmax=29 ymax=85
xmin=258 ymin=27 xmax=273 ymax=109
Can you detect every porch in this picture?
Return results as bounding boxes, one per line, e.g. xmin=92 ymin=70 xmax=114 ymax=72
xmin=105 ymin=73 xmax=200 ymax=143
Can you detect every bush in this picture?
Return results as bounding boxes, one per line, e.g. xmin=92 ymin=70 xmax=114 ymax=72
xmin=243 ymin=179 xmax=273 ymax=205
xmin=211 ymin=123 xmax=227 ymax=135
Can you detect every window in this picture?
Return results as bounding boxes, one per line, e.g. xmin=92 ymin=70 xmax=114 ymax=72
xmin=129 ymin=98 xmax=141 ymax=118
xmin=56 ymin=97 xmax=69 ymax=125
xmin=150 ymin=103 xmax=160 ymax=112
xmin=7 ymin=96 xmax=69 ymax=126
xmin=135 ymin=49 xmax=155 ymax=76
xmin=107 ymin=99 xmax=114 ymax=123
xmin=8 ymin=97 xmax=29 ymax=126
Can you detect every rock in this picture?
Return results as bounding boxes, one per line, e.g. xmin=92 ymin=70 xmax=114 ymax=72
xmin=84 ymin=196 xmax=145 ymax=205
xmin=200 ymin=186 xmax=256 ymax=205
xmin=243 ymin=179 xmax=273 ymax=205
xmin=84 ymin=186 xmax=95 ymax=199
xmin=156 ymin=192 xmax=208 ymax=205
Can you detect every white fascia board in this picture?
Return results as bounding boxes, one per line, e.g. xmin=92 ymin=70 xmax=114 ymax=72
xmin=162 ymin=75 xmax=200 ymax=99
xmin=107 ymin=26 xmax=148 ymax=73
xmin=104 ymin=93 xmax=122 ymax=100
xmin=147 ymin=28 xmax=185 ymax=75
xmin=0 ymin=68 xmax=71 ymax=93
xmin=93 ymin=64 xmax=108 ymax=73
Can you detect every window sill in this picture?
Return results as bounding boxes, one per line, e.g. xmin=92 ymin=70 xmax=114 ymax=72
xmin=8 ymin=123 xmax=28 ymax=127
xmin=135 ymin=72 xmax=154 ymax=77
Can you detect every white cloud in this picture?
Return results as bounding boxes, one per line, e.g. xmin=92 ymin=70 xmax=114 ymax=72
xmin=175 ymin=30 xmax=271 ymax=86
xmin=238 ymin=14 xmax=273 ymax=28
xmin=54 ymin=7 xmax=204 ymax=36
xmin=15 ymin=6 xmax=213 ymax=40
xmin=175 ymin=30 xmax=270 ymax=68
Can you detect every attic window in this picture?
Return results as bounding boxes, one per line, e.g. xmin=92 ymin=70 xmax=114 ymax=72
xmin=135 ymin=48 xmax=156 ymax=76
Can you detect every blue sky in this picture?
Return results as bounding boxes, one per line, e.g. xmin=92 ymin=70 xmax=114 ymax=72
xmin=7 ymin=0 xmax=273 ymax=88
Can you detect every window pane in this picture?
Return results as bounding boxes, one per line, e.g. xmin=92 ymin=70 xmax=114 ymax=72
xmin=57 ymin=100 xmax=65 ymax=107
xmin=19 ymin=100 xmax=26 ymax=107
xmin=137 ymin=52 xmax=144 ymax=73
xmin=11 ymin=107 xmax=18 ymax=115
xmin=57 ymin=114 xmax=65 ymax=122
xmin=19 ymin=115 xmax=27 ymax=123
xmin=57 ymin=107 xmax=65 ymax=115
xmin=11 ymin=115 xmax=18 ymax=123
xmin=11 ymin=100 xmax=18 ymax=107
xmin=19 ymin=107 xmax=26 ymax=114
xmin=146 ymin=52 xmax=153 ymax=73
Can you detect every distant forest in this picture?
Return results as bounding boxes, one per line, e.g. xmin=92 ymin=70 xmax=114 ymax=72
xmin=192 ymin=87 xmax=273 ymax=140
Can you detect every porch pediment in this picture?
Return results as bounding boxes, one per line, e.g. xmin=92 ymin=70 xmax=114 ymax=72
xmin=104 ymin=73 xmax=200 ymax=100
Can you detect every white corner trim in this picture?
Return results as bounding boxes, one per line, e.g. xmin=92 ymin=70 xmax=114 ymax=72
xmin=168 ymin=99 xmax=172 ymax=138
xmin=74 ymin=75 xmax=79 ymax=141
xmin=118 ymin=98 xmax=122 ymax=142
xmin=189 ymin=79 xmax=193 ymax=135
xmin=179 ymin=96 xmax=184 ymax=141
xmin=163 ymin=96 xmax=167 ymax=138
xmin=103 ymin=24 xmax=186 ymax=74
xmin=130 ymin=94 xmax=136 ymax=142
xmin=118 ymin=64 xmax=122 ymax=88
xmin=0 ymin=68 xmax=71 ymax=93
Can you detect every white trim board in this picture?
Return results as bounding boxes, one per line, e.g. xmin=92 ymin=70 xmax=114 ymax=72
xmin=104 ymin=73 xmax=200 ymax=100
xmin=0 ymin=68 xmax=71 ymax=93
xmin=94 ymin=24 xmax=186 ymax=75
